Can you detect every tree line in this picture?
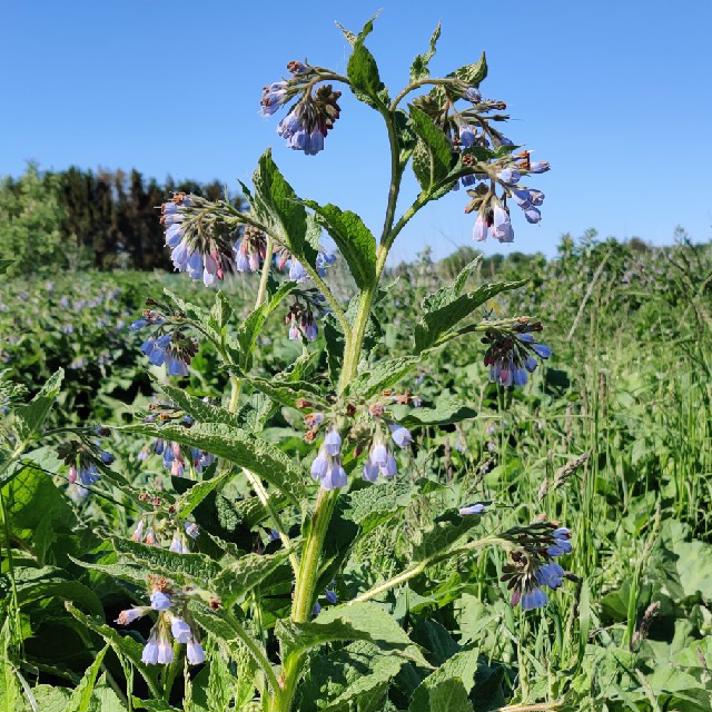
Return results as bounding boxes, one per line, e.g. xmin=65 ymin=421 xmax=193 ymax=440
xmin=0 ymin=164 xmax=242 ymax=275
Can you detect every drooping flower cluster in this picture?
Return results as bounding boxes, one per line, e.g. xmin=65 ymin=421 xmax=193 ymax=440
xmin=261 ymin=62 xmax=342 ymax=155
xmin=310 ymin=427 xmax=347 ymax=490
xmin=116 ymin=577 xmax=205 ymax=666
xmin=56 ymin=430 xmax=115 ymax=494
xmin=500 ymin=521 xmax=573 ymax=610
xmin=482 ymin=321 xmax=551 ymax=387
xmin=139 ymin=437 xmax=215 ymax=479
xmin=416 ymin=77 xmax=550 ymax=243
xmin=130 ymin=309 xmax=197 ymax=377
xmin=362 ymin=420 xmax=412 ymax=483
xmin=160 ymin=193 xmax=237 ymax=286
xmin=234 ymin=226 xmax=268 ymax=273
xmin=131 ymin=515 xmax=200 ymax=553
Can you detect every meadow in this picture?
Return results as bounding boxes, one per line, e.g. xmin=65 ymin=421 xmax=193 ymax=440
xmin=2 ymin=17 xmax=712 ymax=712
xmin=1 ymin=235 xmax=712 ymax=712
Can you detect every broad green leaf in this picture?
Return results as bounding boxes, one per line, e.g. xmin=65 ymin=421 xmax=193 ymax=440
xmin=68 ymin=556 xmax=147 ymax=588
xmin=412 ymin=509 xmax=482 ymax=561
xmin=208 ymin=290 xmax=233 ymax=332
xmin=389 ymin=396 xmax=476 ymax=427
xmin=410 ymin=23 xmax=442 ymax=81
xmin=119 ymin=421 xmax=306 ymax=503
xmin=212 ymin=549 xmax=290 ymax=605
xmin=175 ymin=468 xmax=236 ymax=518
xmin=344 ymin=477 xmax=418 ymax=534
xmin=346 ymin=18 xmax=388 ymax=109
xmin=66 ymin=604 xmax=161 ymax=697
xmin=110 ymin=535 xmax=222 ymax=584
xmin=159 ymin=384 xmax=241 ymax=427
xmin=298 ymin=641 xmax=404 ymax=712
xmin=408 ymin=648 xmax=479 ymax=712
xmin=64 ymin=644 xmax=109 ymax=712
xmin=245 ymin=377 xmax=328 ymax=410
xmin=14 ymin=566 xmax=103 ymax=617
xmin=163 ymin=289 xmax=209 ymax=324
xmin=409 ymin=106 xmax=455 ymax=192
xmin=277 ymin=601 xmax=429 ymax=667
xmin=14 ymin=369 xmax=63 ymax=443
xmin=304 ymin=201 xmax=377 ymax=289
xmin=448 ymin=52 xmax=488 ymax=87
xmin=351 ymin=356 xmax=422 ymax=399
xmin=414 ymin=280 xmax=526 ymax=353
xmin=252 ymin=150 xmax=315 ymax=266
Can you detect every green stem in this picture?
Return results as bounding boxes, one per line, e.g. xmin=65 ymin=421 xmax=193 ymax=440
xmin=255 ymin=236 xmax=275 ymax=308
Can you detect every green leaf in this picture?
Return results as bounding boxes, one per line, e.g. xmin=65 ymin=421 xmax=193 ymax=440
xmin=110 ymin=535 xmax=222 ymax=585
xmin=409 ymin=106 xmax=455 ymax=192
xmin=298 ymin=641 xmax=404 ymax=712
xmin=64 ymin=644 xmax=109 ymax=712
xmin=174 ymin=468 xmax=236 ymax=519
xmin=159 ymin=384 xmax=241 ymax=428
xmin=66 ymin=603 xmax=161 ymax=697
xmin=235 ymin=280 xmax=298 ymax=371
xmin=277 ymin=602 xmax=429 ymax=667
xmin=410 ymin=23 xmax=441 ymax=81
xmin=448 ymin=52 xmax=488 ymax=87
xmin=344 ymin=477 xmax=418 ymax=534
xmin=304 ymin=201 xmax=377 ymax=289
xmin=408 ymin=648 xmax=479 ymax=712
xmin=389 ymin=396 xmax=476 ymax=427
xmin=252 ymin=150 xmax=315 ymax=265
xmin=412 ymin=510 xmax=482 ymax=561
xmin=346 ymin=18 xmax=388 ymax=109
xmin=208 ymin=290 xmax=233 ymax=332
xmin=414 ymin=280 xmax=526 ymax=353
xmin=14 ymin=566 xmax=103 ymax=617
xmin=0 ymin=259 xmax=15 ymax=275
xmin=351 ymin=356 xmax=422 ymax=399
xmin=119 ymin=421 xmax=306 ymax=503
xmin=245 ymin=376 xmax=327 ymax=409
xmin=212 ymin=549 xmax=290 ymax=605
xmin=14 ymin=369 xmax=63 ymax=442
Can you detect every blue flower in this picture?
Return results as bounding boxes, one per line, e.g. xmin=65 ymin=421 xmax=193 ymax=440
xmin=171 ymin=617 xmax=192 ymax=644
xmin=492 ymin=203 xmax=514 ymax=243
xmin=459 ymin=502 xmax=487 ymax=516
xmin=389 ymin=423 xmax=412 ymax=449
xmin=260 ymin=81 xmax=289 ymax=116
xmin=497 ymin=168 xmax=521 ymax=185
xmin=521 ymin=587 xmax=548 ymax=610
xmin=529 ymin=160 xmax=550 ymax=173
xmin=150 ymin=590 xmax=172 ymax=611
xmin=324 ymin=428 xmax=342 ymax=456
xmin=473 ymin=213 xmax=489 ymax=242
xmin=186 ymin=639 xmax=205 ymax=665
xmin=141 ymin=635 xmax=159 ymax=665
xmin=289 ymin=258 xmax=308 ymax=282
xmin=459 ymin=124 xmax=476 ymax=148
xmin=325 ymin=589 xmax=338 ymax=605
xmin=535 ymin=562 xmax=565 ymax=590
xmin=547 ymin=527 xmax=572 ymax=557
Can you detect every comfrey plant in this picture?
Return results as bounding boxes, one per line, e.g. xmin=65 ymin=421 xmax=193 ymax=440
xmin=74 ymin=18 xmax=571 ymax=711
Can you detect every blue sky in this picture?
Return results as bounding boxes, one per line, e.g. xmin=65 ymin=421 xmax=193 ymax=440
xmin=2 ymin=0 xmax=711 ymax=262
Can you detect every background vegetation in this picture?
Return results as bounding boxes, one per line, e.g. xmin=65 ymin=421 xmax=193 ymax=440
xmin=1 ymin=214 xmax=711 ymax=710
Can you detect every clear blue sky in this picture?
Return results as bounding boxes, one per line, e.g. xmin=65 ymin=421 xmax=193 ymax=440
xmin=2 ymin=0 xmax=711 ymax=262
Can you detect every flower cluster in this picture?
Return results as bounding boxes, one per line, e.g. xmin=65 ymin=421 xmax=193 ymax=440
xmin=160 ymin=193 xmax=237 ymax=286
xmin=57 ymin=430 xmax=115 ymax=494
xmin=140 ymin=438 xmax=215 ymax=478
xmin=261 ymin=62 xmax=342 ymax=155
xmin=131 ymin=516 xmax=200 ymax=553
xmin=131 ymin=312 xmax=197 ymax=377
xmin=362 ymin=421 xmax=412 ymax=483
xmin=285 ymin=298 xmax=322 ymax=342
xmin=501 ymin=521 xmax=573 ymax=610
xmin=310 ymin=427 xmax=347 ymax=490
xmin=482 ymin=321 xmax=551 ymax=387
xmin=116 ymin=577 xmax=205 ymax=666
xmin=417 ymin=78 xmax=550 ymax=243
xmin=234 ymin=226 xmax=267 ymax=273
